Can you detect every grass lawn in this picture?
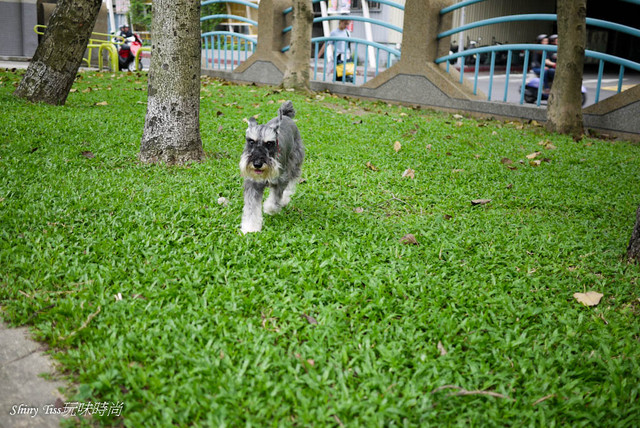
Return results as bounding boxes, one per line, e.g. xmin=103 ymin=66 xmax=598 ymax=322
xmin=1 ymin=68 xmax=640 ymax=426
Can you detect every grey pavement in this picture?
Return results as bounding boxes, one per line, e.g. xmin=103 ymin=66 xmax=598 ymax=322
xmin=0 ymin=316 xmax=68 ymax=428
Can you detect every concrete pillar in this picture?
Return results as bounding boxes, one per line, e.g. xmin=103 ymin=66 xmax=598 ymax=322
xmin=362 ymin=0 xmax=479 ymax=101
xmin=232 ymin=0 xmax=289 ymax=81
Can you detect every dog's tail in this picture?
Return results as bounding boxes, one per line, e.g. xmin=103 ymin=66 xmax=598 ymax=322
xmin=278 ymin=100 xmax=295 ymax=119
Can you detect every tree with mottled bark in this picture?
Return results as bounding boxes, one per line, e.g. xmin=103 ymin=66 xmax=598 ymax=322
xmin=139 ymin=0 xmax=205 ymax=164
xmin=282 ymin=0 xmax=314 ymax=91
xmin=546 ymin=0 xmax=587 ymax=138
xmin=13 ymin=0 xmax=102 ymax=105
xmin=628 ymin=205 xmax=640 ymax=262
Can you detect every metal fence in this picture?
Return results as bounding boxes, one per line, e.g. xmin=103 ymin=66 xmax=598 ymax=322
xmin=282 ymin=0 xmax=404 ymax=85
xmin=436 ymin=2 xmax=640 ymax=107
xmin=200 ymin=0 xmax=258 ymax=71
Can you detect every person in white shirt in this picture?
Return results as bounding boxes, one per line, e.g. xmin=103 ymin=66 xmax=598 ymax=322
xmin=318 ymin=17 xmax=352 ymax=77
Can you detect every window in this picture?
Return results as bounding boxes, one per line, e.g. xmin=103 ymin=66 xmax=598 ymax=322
xmin=351 ymin=1 xmax=381 ymax=11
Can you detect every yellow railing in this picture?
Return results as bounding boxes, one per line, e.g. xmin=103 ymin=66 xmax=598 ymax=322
xmin=33 ymin=25 xmax=151 ymax=72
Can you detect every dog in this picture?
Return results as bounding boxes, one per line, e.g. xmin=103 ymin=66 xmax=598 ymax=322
xmin=239 ymin=101 xmax=305 ymax=234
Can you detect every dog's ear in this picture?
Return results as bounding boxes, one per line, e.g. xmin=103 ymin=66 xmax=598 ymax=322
xmin=247 ymin=117 xmax=258 ymax=128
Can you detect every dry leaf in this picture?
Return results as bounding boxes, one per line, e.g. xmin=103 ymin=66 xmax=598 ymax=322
xmin=354 ymin=207 xmax=364 ymax=213
xmin=455 ymin=121 xmax=463 ymax=127
xmin=452 ymin=169 xmax=464 ymax=173
xmin=471 ymin=199 xmax=492 ymax=206
xmin=443 ymin=214 xmax=453 ymax=220
xmin=400 ymin=234 xmax=419 ymax=245
xmin=526 ymin=151 xmax=541 ymax=160
xmin=393 ymin=141 xmax=402 ymax=153
xmin=365 ymin=162 xmax=378 ymax=171
xmin=95 ymin=101 xmax=108 ymax=106
xmin=306 ymin=359 xmax=315 ymax=366
xmin=81 ymin=151 xmax=95 ymax=159
xmin=402 ymin=168 xmax=415 ymax=179
xmin=573 ymin=291 xmax=603 ymax=307
xmin=530 ymin=160 xmax=542 ymax=167
xmin=501 ymin=157 xmax=513 ymax=165
xmin=492 ymin=130 xmax=498 ymax=136
xmin=217 ymin=197 xmax=229 ymax=207
xmin=302 ymin=313 xmax=318 ymax=325
xmin=437 ymin=341 xmax=447 ymax=356
xmin=453 ymin=114 xmax=463 ymax=119
xmin=426 ymin=144 xmax=432 ymax=150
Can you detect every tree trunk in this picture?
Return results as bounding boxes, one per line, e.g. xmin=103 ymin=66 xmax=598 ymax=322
xmin=139 ymin=0 xmax=205 ymax=164
xmin=628 ymin=205 xmax=640 ymax=262
xmin=13 ymin=0 xmax=102 ymax=105
xmin=282 ymin=0 xmax=313 ymax=91
xmin=545 ymin=0 xmax=586 ymax=138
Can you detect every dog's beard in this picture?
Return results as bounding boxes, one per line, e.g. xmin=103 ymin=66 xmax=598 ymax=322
xmin=239 ymin=153 xmax=281 ymax=182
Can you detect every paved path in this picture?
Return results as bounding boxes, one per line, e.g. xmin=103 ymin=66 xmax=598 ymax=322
xmin=0 ymin=318 xmax=68 ymax=428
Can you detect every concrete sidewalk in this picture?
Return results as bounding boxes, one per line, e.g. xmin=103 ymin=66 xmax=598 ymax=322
xmin=0 ymin=318 xmax=68 ymax=428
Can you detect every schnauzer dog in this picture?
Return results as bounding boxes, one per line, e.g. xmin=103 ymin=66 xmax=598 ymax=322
xmin=239 ymin=101 xmax=305 ymax=234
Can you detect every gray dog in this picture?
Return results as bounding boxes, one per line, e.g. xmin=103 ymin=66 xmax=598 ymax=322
xmin=239 ymin=101 xmax=305 ymax=234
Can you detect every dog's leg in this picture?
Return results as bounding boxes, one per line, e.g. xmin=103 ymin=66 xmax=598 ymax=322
xmin=241 ymin=180 xmax=266 ymax=234
xmin=281 ymin=180 xmax=298 ymax=207
xmin=264 ymin=184 xmax=285 ymax=215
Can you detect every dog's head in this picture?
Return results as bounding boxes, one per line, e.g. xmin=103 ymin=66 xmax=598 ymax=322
xmin=239 ymin=116 xmax=282 ymax=182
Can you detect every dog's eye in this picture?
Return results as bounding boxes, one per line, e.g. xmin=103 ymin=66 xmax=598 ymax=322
xmin=247 ymin=139 xmax=255 ymax=145
xmin=265 ymin=141 xmax=275 ymax=149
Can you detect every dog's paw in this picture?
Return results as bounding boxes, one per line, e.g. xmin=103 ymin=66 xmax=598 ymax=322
xmin=263 ymin=200 xmax=281 ymax=215
xmin=241 ymin=222 xmax=262 ymax=234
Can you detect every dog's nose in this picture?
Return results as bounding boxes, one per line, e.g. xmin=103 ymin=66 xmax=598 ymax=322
xmin=252 ymin=161 xmax=263 ymax=169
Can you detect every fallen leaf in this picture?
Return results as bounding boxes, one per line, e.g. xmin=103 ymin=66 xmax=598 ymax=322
xmin=471 ymin=199 xmax=491 ymax=206
xmin=501 ymin=157 xmax=513 ymax=165
xmin=217 ymin=125 xmax=223 ymax=132
xmin=573 ymin=291 xmax=603 ymax=307
xmin=507 ymin=165 xmax=517 ymax=170
xmin=526 ymin=151 xmax=541 ymax=160
xmin=365 ymin=162 xmax=378 ymax=171
xmin=437 ymin=341 xmax=447 ymax=356
xmin=400 ymin=234 xmax=419 ymax=245
xmin=95 ymin=101 xmax=108 ymax=106
xmin=217 ymin=197 xmax=229 ymax=207
xmin=302 ymin=313 xmax=318 ymax=325
xmin=452 ymin=114 xmax=463 ymax=119
xmin=393 ymin=141 xmax=402 ymax=153
xmin=402 ymin=168 xmax=415 ymax=179
xmin=492 ymin=131 xmax=498 ymax=136
xmin=455 ymin=121 xmax=463 ymax=127
xmin=426 ymin=144 xmax=432 ymax=150
xmin=530 ymin=160 xmax=542 ymax=167
xmin=81 ymin=151 xmax=95 ymax=159
xmin=443 ymin=214 xmax=453 ymax=220
xmin=69 ymin=88 xmax=77 ymax=93
xmin=354 ymin=207 xmax=364 ymax=213
xmin=306 ymin=359 xmax=315 ymax=366
xmin=452 ymin=169 xmax=464 ymax=173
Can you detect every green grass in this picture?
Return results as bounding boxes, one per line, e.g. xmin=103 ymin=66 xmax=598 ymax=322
xmin=1 ymin=69 xmax=640 ymax=427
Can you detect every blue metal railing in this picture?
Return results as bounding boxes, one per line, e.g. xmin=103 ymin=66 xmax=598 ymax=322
xmin=201 ymin=31 xmax=257 ymax=71
xmin=436 ymin=6 xmax=640 ymax=107
xmin=200 ymin=0 xmax=258 ymax=71
xmin=303 ymin=36 xmax=401 ymax=84
xmin=282 ymin=0 xmax=404 ymax=85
